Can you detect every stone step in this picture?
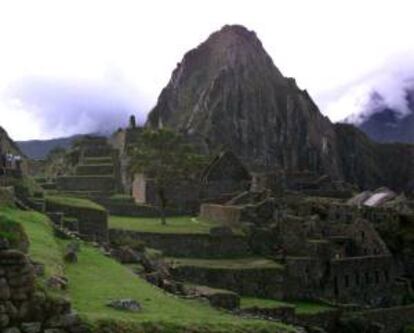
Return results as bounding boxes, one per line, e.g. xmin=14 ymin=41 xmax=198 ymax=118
xmin=56 ymin=175 xmax=116 ymax=192
xmin=83 ymin=157 xmax=113 ymax=165
xmin=75 ymin=164 xmax=114 ymax=176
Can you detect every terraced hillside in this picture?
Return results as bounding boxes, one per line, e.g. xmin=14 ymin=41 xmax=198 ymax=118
xmin=108 ymin=214 xmax=336 ymax=321
xmin=2 ymin=205 xmax=294 ymax=333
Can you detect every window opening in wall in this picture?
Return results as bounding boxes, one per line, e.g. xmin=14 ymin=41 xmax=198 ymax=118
xmin=355 ymin=272 xmax=360 ymax=285
xmin=365 ymin=272 xmax=370 ymax=284
xmin=375 ymin=271 xmax=380 ymax=284
xmin=384 ymin=270 xmax=389 ymax=283
xmin=344 ymin=274 xmax=349 ymax=288
xmin=334 ymin=276 xmax=339 ymax=297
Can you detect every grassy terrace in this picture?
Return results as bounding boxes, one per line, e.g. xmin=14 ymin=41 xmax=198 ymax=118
xmin=241 ymin=297 xmax=336 ymax=315
xmin=109 ymin=215 xmax=223 ymax=234
xmin=0 ymin=207 xmax=64 ymax=279
xmin=45 ymin=195 xmax=106 ymax=211
xmin=6 ymin=206 xmax=293 ymax=333
xmin=169 ymin=257 xmax=283 ymax=270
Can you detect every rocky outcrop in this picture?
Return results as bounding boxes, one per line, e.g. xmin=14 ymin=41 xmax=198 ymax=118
xmin=147 ymin=25 xmax=343 ymax=178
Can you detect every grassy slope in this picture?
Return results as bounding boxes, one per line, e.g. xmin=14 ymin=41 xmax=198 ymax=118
xmin=241 ymin=297 xmax=335 ymax=315
xmin=109 ymin=216 xmax=219 ymax=234
xmin=4 ymin=206 xmax=292 ymax=333
xmin=169 ymin=257 xmax=283 ymax=270
xmin=0 ymin=206 xmax=63 ymax=278
xmin=66 ymin=246 xmax=292 ymax=332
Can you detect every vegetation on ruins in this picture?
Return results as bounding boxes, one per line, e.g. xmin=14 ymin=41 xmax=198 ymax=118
xmin=129 ymin=128 xmax=205 ymax=225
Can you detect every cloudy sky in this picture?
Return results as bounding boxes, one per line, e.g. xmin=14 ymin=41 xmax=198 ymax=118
xmin=1 ymin=0 xmax=414 ymax=140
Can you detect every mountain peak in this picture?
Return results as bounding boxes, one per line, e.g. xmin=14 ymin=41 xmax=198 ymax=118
xmin=146 ymin=25 xmax=341 ymax=175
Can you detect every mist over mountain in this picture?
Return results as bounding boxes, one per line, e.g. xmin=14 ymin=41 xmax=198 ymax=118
xmin=344 ymin=88 xmax=414 ymax=143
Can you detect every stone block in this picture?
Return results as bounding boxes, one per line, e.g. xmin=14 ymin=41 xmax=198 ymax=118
xmin=21 ymin=322 xmax=42 ymax=333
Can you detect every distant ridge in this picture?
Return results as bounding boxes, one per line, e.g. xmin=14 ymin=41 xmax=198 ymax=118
xmin=17 ymin=134 xmax=87 ymax=159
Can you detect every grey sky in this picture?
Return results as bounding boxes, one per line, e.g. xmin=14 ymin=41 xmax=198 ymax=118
xmin=1 ymin=0 xmax=414 ymax=140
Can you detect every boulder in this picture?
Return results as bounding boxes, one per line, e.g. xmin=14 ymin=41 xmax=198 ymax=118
xmin=46 ymin=276 xmax=68 ymax=290
xmin=64 ymin=250 xmax=77 ymax=263
xmin=106 ymin=299 xmax=141 ymax=312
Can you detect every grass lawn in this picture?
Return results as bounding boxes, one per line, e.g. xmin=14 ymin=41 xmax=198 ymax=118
xmin=168 ymin=257 xmax=284 ymax=270
xmin=109 ymin=215 xmax=221 ymax=234
xmin=241 ymin=297 xmax=336 ymax=315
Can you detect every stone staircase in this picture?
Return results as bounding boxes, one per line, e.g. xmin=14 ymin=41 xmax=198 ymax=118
xmin=56 ymin=137 xmax=119 ymax=197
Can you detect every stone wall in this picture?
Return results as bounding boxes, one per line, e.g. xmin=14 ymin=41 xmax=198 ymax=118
xmin=343 ymin=305 xmax=414 ymax=333
xmin=199 ymin=204 xmax=241 ymax=226
xmin=294 ymin=310 xmax=341 ymax=332
xmin=132 ymin=176 xmax=201 ymax=214
xmin=172 ymin=265 xmax=285 ymax=299
xmin=108 ymin=229 xmax=249 ymax=258
xmin=324 ymin=256 xmax=395 ymax=305
xmin=94 ymin=199 xmax=182 ymax=217
xmin=0 ymin=247 xmax=85 ymax=333
xmin=45 ymin=200 xmax=108 ymax=242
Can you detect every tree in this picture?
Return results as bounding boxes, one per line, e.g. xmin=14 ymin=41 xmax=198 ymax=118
xmin=129 ymin=128 xmax=205 ymax=225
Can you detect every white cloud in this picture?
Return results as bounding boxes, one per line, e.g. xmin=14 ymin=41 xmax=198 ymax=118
xmin=0 ymin=0 xmax=414 ymax=139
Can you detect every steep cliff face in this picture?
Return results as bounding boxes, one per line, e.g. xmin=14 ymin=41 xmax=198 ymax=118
xmin=147 ymin=25 xmax=342 ymax=177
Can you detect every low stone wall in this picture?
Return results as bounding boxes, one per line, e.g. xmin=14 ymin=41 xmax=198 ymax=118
xmin=172 ymin=265 xmax=285 ymax=299
xmin=294 ymin=310 xmax=341 ymax=332
xmin=56 ymin=176 xmax=116 ymax=192
xmin=108 ymin=229 xmax=250 ymax=258
xmin=343 ymin=305 xmax=414 ymax=333
xmin=95 ymin=199 xmax=186 ymax=217
xmin=240 ymin=306 xmax=295 ymax=323
xmin=45 ymin=199 xmax=108 ymax=241
xmin=199 ymin=204 xmax=242 ymax=226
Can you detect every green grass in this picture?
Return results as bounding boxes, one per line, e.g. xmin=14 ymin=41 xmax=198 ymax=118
xmin=240 ymin=297 xmax=335 ymax=315
xmin=109 ymin=216 xmax=221 ymax=234
xmin=0 ymin=207 xmax=63 ymax=278
xmin=169 ymin=257 xmax=284 ymax=270
xmin=66 ymin=245 xmax=293 ymax=332
xmin=7 ymin=205 xmax=292 ymax=333
xmin=46 ymin=195 xmax=106 ymax=212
